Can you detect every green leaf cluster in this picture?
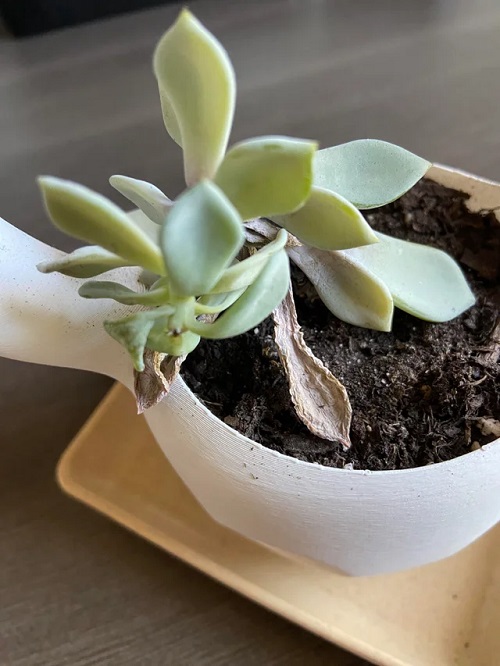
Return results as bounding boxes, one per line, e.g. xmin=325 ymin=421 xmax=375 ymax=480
xmin=285 ymin=140 xmax=474 ymax=330
xmin=37 ymin=9 xmax=475 ymax=376
xmin=38 ymin=176 xmax=292 ymax=371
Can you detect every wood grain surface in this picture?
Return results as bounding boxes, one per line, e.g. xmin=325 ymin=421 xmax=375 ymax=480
xmin=1 ymin=1 xmax=499 ymax=664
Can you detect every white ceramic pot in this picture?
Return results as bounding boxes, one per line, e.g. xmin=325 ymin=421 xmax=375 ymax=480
xmin=1 ymin=165 xmax=499 ymax=576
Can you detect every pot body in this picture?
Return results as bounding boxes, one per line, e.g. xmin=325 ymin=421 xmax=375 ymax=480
xmin=143 ymin=165 xmax=500 ymax=576
xmin=1 ymin=166 xmax=499 ymax=576
xmin=145 ymin=377 xmax=500 ymax=576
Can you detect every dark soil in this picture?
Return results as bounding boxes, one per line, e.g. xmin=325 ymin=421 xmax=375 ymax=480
xmin=182 ymin=179 xmax=500 ymax=470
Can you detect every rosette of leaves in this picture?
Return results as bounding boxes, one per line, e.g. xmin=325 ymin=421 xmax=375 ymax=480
xmin=37 ymin=10 xmax=318 ymax=400
xmin=37 ymin=10 xmax=475 ymax=447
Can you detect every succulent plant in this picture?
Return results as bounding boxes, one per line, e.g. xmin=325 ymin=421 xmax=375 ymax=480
xmin=38 ymin=10 xmax=321 ymax=369
xmin=38 ymin=174 xmax=295 ymax=366
xmin=37 ymin=10 xmax=475 ymax=445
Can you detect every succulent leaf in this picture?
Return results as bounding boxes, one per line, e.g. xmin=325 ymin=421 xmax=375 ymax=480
xmin=153 ymin=9 xmax=236 ymax=185
xmin=272 ymin=186 xmax=378 ymax=251
xmin=211 ymin=228 xmax=288 ymax=293
xmin=314 ymin=140 xmax=431 ymax=209
xmin=38 ymin=177 xmax=164 ymax=274
xmin=195 ymin=289 xmax=246 ymax=315
xmin=288 ymin=245 xmax=394 ymax=331
xmin=215 ymin=136 xmax=317 ymax=220
xmin=344 ymin=232 xmax=476 ymax=321
xmin=110 ymin=175 xmax=171 ymax=225
xmin=146 ymin=327 xmax=201 ymax=357
xmin=37 ymin=246 xmax=132 ymax=278
xmin=79 ymin=280 xmax=170 ymax=306
xmin=190 ymin=250 xmax=290 ymax=339
xmin=160 ymin=181 xmax=244 ymax=297
xmin=104 ymin=307 xmax=174 ymax=371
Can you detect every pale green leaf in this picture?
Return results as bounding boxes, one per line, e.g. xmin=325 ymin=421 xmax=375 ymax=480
xmin=37 ymin=245 xmax=133 ymax=278
xmin=344 ymin=232 xmax=476 ymax=321
xmin=161 ymin=181 xmax=244 ymax=297
xmin=195 ymin=289 xmax=246 ymax=315
xmin=288 ymin=245 xmax=394 ymax=331
xmin=126 ymin=209 xmax=161 ymax=244
xmin=210 ymin=228 xmax=288 ymax=293
xmin=79 ymin=280 xmax=171 ymax=306
xmin=104 ymin=307 xmax=172 ymax=371
xmin=110 ymin=175 xmax=172 ymax=225
xmin=215 ymin=136 xmax=317 ymax=220
xmin=272 ymin=186 xmax=378 ymax=251
xmin=190 ymin=250 xmax=290 ymax=339
xmin=153 ymin=9 xmax=236 ymax=185
xmin=158 ymin=90 xmax=183 ymax=147
xmin=147 ymin=328 xmax=201 ymax=357
xmin=38 ymin=177 xmax=165 ymax=275
xmin=104 ymin=318 xmax=152 ymax=371
xmin=314 ymin=140 xmax=431 ymax=209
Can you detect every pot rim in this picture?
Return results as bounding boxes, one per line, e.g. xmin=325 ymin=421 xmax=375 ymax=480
xmin=175 ymin=375 xmax=499 ymax=476
xmin=175 ymin=162 xmax=500 ymax=476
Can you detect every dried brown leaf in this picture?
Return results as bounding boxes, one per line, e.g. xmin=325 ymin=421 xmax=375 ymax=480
xmin=244 ymin=218 xmax=278 ymax=240
xmin=134 ymin=349 xmax=184 ymax=413
xmin=244 ymin=218 xmax=301 ymax=248
xmin=272 ymin=285 xmax=352 ymax=448
xmin=244 ymin=228 xmax=266 ymax=245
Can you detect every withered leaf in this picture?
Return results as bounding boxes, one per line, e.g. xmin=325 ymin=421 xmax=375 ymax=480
xmin=272 ymin=285 xmax=352 ymax=448
xmin=133 ymin=310 xmax=219 ymax=413
xmin=244 ymin=217 xmax=279 ymax=240
xmin=134 ymin=349 xmax=184 ymax=413
xmin=244 ymin=228 xmax=266 ymax=245
xmin=244 ymin=218 xmax=302 ymax=248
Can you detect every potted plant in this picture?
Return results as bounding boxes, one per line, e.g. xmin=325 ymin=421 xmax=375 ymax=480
xmin=1 ymin=10 xmax=498 ymax=576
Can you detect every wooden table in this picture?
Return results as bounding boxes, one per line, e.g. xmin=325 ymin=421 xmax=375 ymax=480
xmin=1 ymin=1 xmax=499 ymax=663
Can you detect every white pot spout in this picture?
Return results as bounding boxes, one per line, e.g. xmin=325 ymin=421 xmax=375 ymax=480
xmin=0 ymin=216 xmax=136 ymax=383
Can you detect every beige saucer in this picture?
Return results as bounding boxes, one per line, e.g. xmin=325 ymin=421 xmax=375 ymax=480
xmin=57 ymin=384 xmax=499 ymax=666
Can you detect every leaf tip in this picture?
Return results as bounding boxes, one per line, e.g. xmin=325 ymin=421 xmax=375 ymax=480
xmin=308 ymin=140 xmax=319 ymax=154
xmin=77 ymin=283 xmax=91 ymax=299
xmin=36 ymin=260 xmax=50 ymax=274
xmin=38 ymin=175 xmax=88 ymax=205
xmin=37 ymin=175 xmax=60 ymax=196
xmin=381 ymin=302 xmax=395 ymax=332
xmin=178 ymin=6 xmax=195 ymax=23
xmin=37 ymin=174 xmax=54 ymax=186
xmin=153 ymin=7 xmax=199 ymax=72
xmin=365 ymin=225 xmax=380 ymax=246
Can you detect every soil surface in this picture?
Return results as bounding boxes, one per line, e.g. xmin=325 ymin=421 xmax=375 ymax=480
xmin=182 ymin=180 xmax=500 ymax=470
